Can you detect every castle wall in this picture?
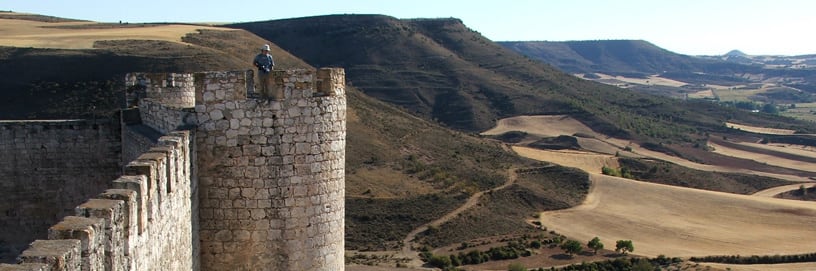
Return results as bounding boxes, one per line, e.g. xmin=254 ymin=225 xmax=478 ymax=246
xmin=0 ymin=120 xmax=121 ymax=264
xmin=0 ymin=131 xmax=195 ymax=271
xmin=125 ymin=72 xmax=197 ymax=109
xmin=0 ymin=68 xmax=346 ymax=271
xmin=195 ymin=69 xmax=346 ymax=271
xmin=121 ymin=124 xmax=160 ymax=166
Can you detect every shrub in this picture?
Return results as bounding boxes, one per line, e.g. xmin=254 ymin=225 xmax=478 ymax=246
xmin=429 ymin=254 xmax=452 ymax=268
xmin=508 ymin=262 xmax=527 ymax=271
xmin=601 ymin=166 xmax=620 ymax=177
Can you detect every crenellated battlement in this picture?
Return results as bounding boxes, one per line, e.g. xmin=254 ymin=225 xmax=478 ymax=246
xmin=192 ymin=68 xmax=346 ymax=271
xmin=0 ymin=68 xmax=346 ymax=271
xmin=1 ymin=131 xmax=193 ymax=271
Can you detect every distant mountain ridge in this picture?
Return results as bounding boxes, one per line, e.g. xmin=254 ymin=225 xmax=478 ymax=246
xmin=500 ymin=39 xmax=816 ymax=100
xmin=501 ymin=40 xmax=816 ymax=75
xmin=499 ymin=40 xmax=738 ymax=77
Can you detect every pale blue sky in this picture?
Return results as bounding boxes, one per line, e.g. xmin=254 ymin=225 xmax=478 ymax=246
xmin=3 ymin=0 xmax=814 ymax=56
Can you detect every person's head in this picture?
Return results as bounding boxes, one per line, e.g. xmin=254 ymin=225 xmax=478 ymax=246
xmin=261 ymin=44 xmax=271 ymax=53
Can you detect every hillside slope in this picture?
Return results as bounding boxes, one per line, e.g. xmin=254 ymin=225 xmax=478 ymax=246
xmin=500 ymin=40 xmax=816 ymax=100
xmin=0 ymin=14 xmax=311 ymax=119
xmin=0 ymin=13 xmax=591 ymax=252
xmin=499 ymin=40 xmax=708 ymax=77
xmin=230 ymin=15 xmax=814 ymax=143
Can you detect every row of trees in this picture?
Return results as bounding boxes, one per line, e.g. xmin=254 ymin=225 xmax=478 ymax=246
xmin=422 ymin=237 xmax=636 ymax=270
xmin=559 ymin=237 xmax=634 ymax=257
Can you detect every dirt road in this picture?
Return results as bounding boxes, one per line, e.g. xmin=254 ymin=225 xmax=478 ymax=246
xmin=398 ymin=167 xmax=520 ymax=266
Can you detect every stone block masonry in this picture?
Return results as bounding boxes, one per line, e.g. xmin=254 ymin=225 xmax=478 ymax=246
xmin=0 ymin=120 xmax=121 ymax=264
xmin=194 ymin=69 xmax=346 ymax=271
xmin=0 ymin=131 xmax=194 ymax=271
xmin=0 ymin=67 xmax=346 ymax=271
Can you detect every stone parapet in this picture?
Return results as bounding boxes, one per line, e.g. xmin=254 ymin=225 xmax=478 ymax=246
xmin=1 ymin=132 xmax=193 ymax=271
xmin=0 ymin=120 xmax=121 ymax=264
xmin=125 ymin=73 xmax=197 ymax=108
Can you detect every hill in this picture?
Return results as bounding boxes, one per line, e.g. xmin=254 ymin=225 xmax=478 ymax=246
xmin=0 ymin=12 xmax=589 ymax=253
xmin=2 ymin=13 xmax=815 ymax=269
xmin=230 ymin=15 xmax=814 ymax=145
xmin=0 ymin=13 xmax=311 ymax=119
xmin=499 ymin=40 xmax=709 ymax=77
xmin=500 ymin=40 xmax=816 ymax=112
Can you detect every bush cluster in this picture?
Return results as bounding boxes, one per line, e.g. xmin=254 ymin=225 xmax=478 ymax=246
xmin=690 ymin=252 xmax=816 ymax=264
xmin=552 ymin=256 xmax=682 ymax=271
xmin=601 ymin=166 xmax=632 ymax=179
xmin=421 ymin=240 xmax=538 ymax=269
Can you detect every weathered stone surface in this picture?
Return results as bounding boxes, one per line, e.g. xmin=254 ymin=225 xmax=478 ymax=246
xmin=2 ymin=68 xmax=345 ymax=271
xmin=19 ymin=239 xmax=81 ymax=271
xmin=0 ymin=120 xmax=121 ymax=264
xmin=196 ymin=69 xmax=345 ymax=271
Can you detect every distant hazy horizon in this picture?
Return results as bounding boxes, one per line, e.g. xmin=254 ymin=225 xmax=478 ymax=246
xmin=2 ymin=0 xmax=814 ymax=56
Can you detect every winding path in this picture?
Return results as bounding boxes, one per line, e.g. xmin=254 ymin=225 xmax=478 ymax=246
xmin=398 ymin=167 xmax=520 ymax=266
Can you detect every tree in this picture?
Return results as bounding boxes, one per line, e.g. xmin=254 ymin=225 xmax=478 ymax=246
xmin=761 ymin=103 xmax=779 ymax=114
xmin=428 ymin=254 xmax=451 ymax=268
xmin=560 ymin=240 xmax=583 ymax=256
xmin=508 ymin=262 xmax=527 ymax=271
xmin=615 ymin=240 xmax=634 ymax=255
xmin=587 ymin=237 xmax=604 ymax=255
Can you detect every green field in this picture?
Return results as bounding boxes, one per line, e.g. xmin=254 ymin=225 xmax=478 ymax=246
xmin=782 ymin=102 xmax=816 ymax=122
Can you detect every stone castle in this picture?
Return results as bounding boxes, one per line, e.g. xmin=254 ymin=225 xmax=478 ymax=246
xmin=0 ymin=68 xmax=347 ymax=271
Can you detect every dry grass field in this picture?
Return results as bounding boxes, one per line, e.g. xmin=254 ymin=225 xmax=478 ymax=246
xmin=487 ymin=115 xmax=816 ymax=270
xmin=482 ymin=115 xmax=601 ymax=138
xmin=687 ymin=89 xmax=716 ymax=99
xmin=739 ymin=141 xmax=816 ymax=157
xmin=725 ymin=122 xmax=797 ymax=135
xmin=707 ymin=141 xmax=816 ymax=173
xmin=489 ymin=115 xmax=812 ymax=182
xmin=624 ymin=141 xmax=813 ymax=182
xmin=584 ymin=73 xmax=689 ymax=87
xmin=512 ymin=147 xmax=618 ymax=174
xmin=0 ymin=17 xmax=232 ymax=49
xmin=537 ymin=173 xmax=816 ymax=257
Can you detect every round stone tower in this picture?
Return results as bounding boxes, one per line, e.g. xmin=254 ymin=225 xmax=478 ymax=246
xmin=195 ymin=69 xmax=345 ymax=271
